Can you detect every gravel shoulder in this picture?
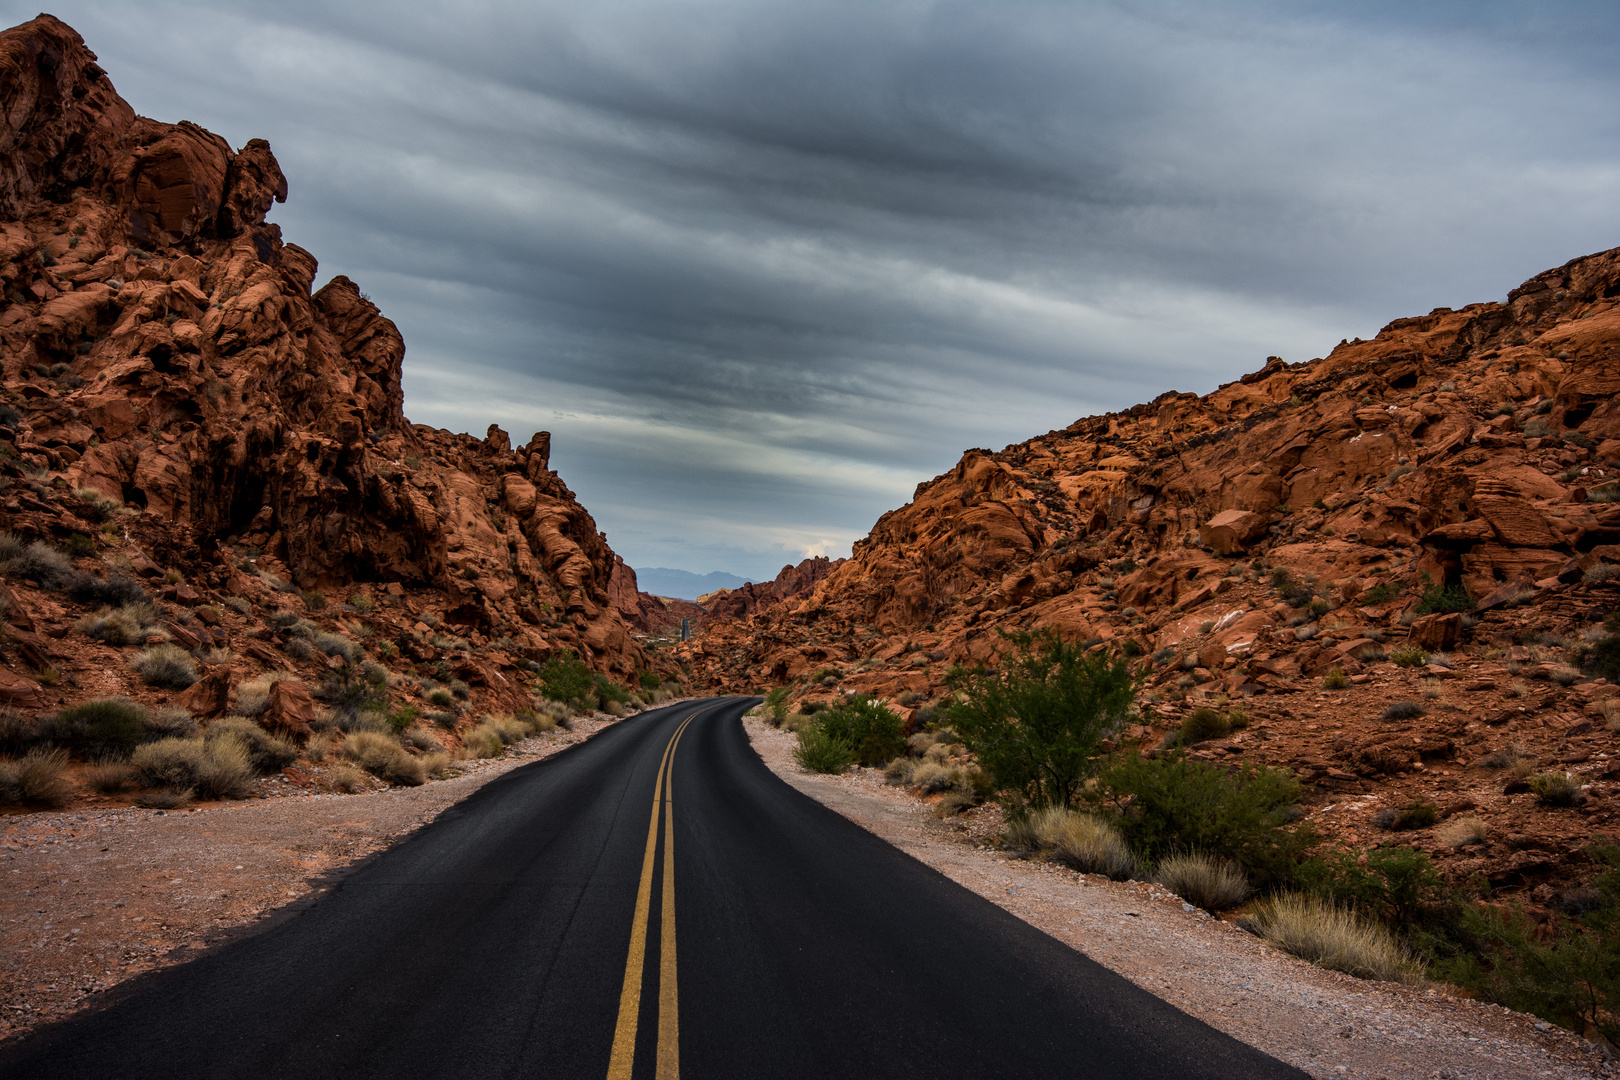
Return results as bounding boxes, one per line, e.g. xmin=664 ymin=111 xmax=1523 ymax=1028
xmin=742 ymin=717 xmax=1614 ymax=1080
xmin=0 ymin=715 xmax=621 ymax=1043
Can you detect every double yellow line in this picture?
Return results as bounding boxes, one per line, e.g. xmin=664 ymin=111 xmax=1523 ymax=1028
xmin=606 ymin=709 xmax=703 ymax=1080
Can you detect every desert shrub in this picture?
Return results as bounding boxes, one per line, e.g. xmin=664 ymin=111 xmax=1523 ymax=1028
xmin=132 ymin=643 xmax=198 ymax=689
xmin=421 ymin=751 xmax=456 ymax=779
xmin=460 ymin=723 xmax=505 ymax=759
xmin=764 ymin=686 xmax=791 ymax=725
xmin=233 ymin=673 xmax=293 ymax=718
xmin=1180 ymin=706 xmax=1231 ymax=745
xmin=1294 ymin=846 xmax=1446 ymax=925
xmin=0 ymin=747 xmax=71 ymax=806
xmin=135 ymin=787 xmax=194 ymax=810
xmin=0 ymin=709 xmax=41 ymax=755
xmin=145 ymin=706 xmax=198 ymax=739
xmin=315 ymin=668 xmax=386 ymax=727
xmin=1437 ymin=816 xmax=1488 ymax=848
xmin=593 ymin=675 xmax=630 ymax=709
xmin=1382 ymin=700 xmax=1425 ymax=720
xmin=1093 ymin=753 xmax=1310 ymax=885
xmin=536 ymin=649 xmax=596 ymax=702
xmin=47 ymin=697 xmax=150 ymax=758
xmin=78 ymin=601 xmax=164 ymax=646
xmin=1530 ymin=771 xmax=1583 ymax=807
xmin=131 ymin=735 xmax=256 ymax=799
xmin=325 ymin=763 xmax=368 ymax=792
xmin=425 ymin=709 xmax=459 ymax=730
xmin=1375 ymin=800 xmax=1439 ymax=831
xmin=84 ymin=761 xmax=136 ymax=794
xmin=1014 ymin=806 xmax=1135 ymax=879
xmin=883 ymin=757 xmax=915 ymax=785
xmin=206 ymin=717 xmax=297 ymax=774
xmin=1577 ymin=628 xmax=1620 ymax=683
xmin=946 ymin=629 xmax=1134 ymax=809
xmin=1390 ymin=645 xmax=1427 ymax=668
xmin=5 ymin=541 xmax=75 ymax=588
xmin=425 ymin=686 xmax=455 ymax=708
xmin=1322 ymin=667 xmax=1349 ymax=690
xmin=301 ymin=590 xmax=326 ymax=610
xmin=313 ymin=632 xmax=360 ymax=662
xmin=65 ymin=572 xmax=147 ymax=609
xmin=1415 ymin=577 xmax=1475 ymax=615
xmin=1270 ymin=569 xmax=1313 ymax=607
xmin=1154 ymin=851 xmax=1250 ymax=910
xmin=638 ymin=670 xmax=661 ymax=690
xmin=223 ymin=596 xmax=252 ymax=615
xmin=815 ymin=695 xmax=905 ymax=767
xmin=344 ymin=731 xmax=425 ymax=786
xmin=1242 ymin=893 xmax=1416 ymax=982
xmin=399 ymin=726 xmax=443 ymax=753
xmin=794 ymin=722 xmax=856 ymax=774
xmin=0 ymin=531 xmax=24 ymax=566
xmin=1358 ymin=582 xmax=1401 ymax=606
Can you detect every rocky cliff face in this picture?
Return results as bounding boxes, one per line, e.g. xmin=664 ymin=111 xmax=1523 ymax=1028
xmin=686 ymin=245 xmax=1620 ymax=904
xmin=0 ymin=15 xmax=648 ymax=688
xmin=701 ymin=556 xmax=839 ymax=621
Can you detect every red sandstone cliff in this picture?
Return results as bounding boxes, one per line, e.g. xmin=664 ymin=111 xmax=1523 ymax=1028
xmin=0 ymin=15 xmax=648 ymax=685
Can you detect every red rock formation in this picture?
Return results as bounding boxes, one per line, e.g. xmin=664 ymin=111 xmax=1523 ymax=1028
xmin=703 ymin=556 xmax=840 ymax=620
xmin=0 ymin=15 xmax=645 ymax=679
xmin=682 ymin=242 xmax=1620 ymax=901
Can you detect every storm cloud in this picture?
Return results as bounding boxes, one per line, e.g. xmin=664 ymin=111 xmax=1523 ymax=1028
xmin=34 ymin=1 xmax=1620 ymax=578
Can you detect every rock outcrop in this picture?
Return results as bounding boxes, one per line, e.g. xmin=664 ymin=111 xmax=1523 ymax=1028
xmin=0 ymin=15 xmax=646 ymax=682
xmin=684 ymin=242 xmax=1620 ymax=905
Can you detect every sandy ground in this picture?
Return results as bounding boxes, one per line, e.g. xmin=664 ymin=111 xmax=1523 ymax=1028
xmin=740 ymin=717 xmax=1616 ymax=1080
xmin=0 ymin=715 xmax=617 ymax=1043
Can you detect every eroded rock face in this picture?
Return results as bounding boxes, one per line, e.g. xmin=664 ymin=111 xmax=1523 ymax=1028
xmin=0 ymin=15 xmax=643 ymax=678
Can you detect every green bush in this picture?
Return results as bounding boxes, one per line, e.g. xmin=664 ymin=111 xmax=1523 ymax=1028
xmin=794 ymin=722 xmax=856 ymax=774
xmin=1092 ymin=753 xmax=1312 ymax=885
xmin=1577 ymin=630 xmax=1620 ymax=683
xmin=946 ymin=630 xmax=1135 ymax=809
xmin=1358 ymin=582 xmax=1401 ymax=606
xmin=1180 ymin=706 xmax=1231 ymax=745
xmin=638 ymin=670 xmax=661 ymax=690
xmin=1270 ymin=569 xmax=1313 ymax=607
xmin=47 ymin=697 xmax=150 ymax=758
xmin=764 ymin=686 xmax=791 ymax=725
xmin=1390 ymin=645 xmax=1427 ymax=668
xmin=1294 ymin=846 xmax=1445 ymax=925
xmin=537 ymin=650 xmax=596 ymax=702
xmin=594 ymin=674 xmax=631 ymax=708
xmin=1415 ymin=576 xmax=1475 ymax=615
xmin=815 ymin=695 xmax=905 ymax=767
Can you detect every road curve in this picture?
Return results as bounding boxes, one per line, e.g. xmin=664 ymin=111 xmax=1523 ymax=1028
xmin=0 ymin=697 xmax=1307 ymax=1079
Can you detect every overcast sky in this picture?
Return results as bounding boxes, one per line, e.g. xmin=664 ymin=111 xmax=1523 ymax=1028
xmin=22 ymin=1 xmax=1620 ymax=579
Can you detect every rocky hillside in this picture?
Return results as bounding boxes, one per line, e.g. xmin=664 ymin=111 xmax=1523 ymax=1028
xmin=0 ymin=14 xmax=667 ymax=766
xmin=686 ymin=245 xmax=1620 ymax=905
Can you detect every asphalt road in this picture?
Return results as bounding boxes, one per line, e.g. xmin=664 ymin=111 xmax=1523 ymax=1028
xmin=0 ymin=697 xmax=1307 ymax=1079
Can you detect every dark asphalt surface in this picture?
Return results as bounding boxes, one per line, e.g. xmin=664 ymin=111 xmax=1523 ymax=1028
xmin=0 ymin=697 xmax=1308 ymax=1079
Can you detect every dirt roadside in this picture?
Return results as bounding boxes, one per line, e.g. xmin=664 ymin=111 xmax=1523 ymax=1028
xmin=740 ymin=717 xmax=1616 ymax=1080
xmin=0 ymin=715 xmax=619 ymax=1043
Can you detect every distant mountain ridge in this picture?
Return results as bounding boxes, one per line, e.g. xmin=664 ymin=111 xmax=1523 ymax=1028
xmin=634 ymin=567 xmax=752 ymax=601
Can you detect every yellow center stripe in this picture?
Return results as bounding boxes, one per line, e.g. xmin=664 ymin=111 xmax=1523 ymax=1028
xmin=606 ymin=709 xmax=702 ymax=1080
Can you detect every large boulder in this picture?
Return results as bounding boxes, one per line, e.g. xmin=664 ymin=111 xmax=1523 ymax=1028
xmin=1198 ymin=510 xmax=1270 ymax=555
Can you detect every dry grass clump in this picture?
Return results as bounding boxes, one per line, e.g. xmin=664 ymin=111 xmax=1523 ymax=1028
xmin=134 ymin=787 xmax=194 ymax=810
xmin=131 ymin=643 xmax=198 ymax=689
xmin=0 ymin=747 xmax=71 ymax=806
xmin=459 ymin=724 xmax=506 ymax=759
xmin=1436 ymin=815 xmax=1488 ymax=848
xmin=344 ymin=731 xmax=425 ymax=786
xmin=84 ymin=761 xmax=136 ymax=794
xmin=400 ymin=726 xmax=443 ymax=753
xmin=79 ymin=601 xmax=165 ymax=646
xmin=420 ymin=751 xmax=457 ymax=779
xmin=1153 ymin=852 xmax=1250 ymax=910
xmin=1322 ymin=667 xmax=1350 ymax=690
xmin=324 ymin=762 xmax=369 ymax=793
xmin=1242 ymin=893 xmax=1417 ymax=983
xmin=206 ymin=717 xmax=298 ymax=774
xmin=145 ymin=706 xmax=198 ymax=739
xmin=1010 ymin=806 xmax=1135 ymax=880
xmin=131 ymin=734 xmax=257 ymax=799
